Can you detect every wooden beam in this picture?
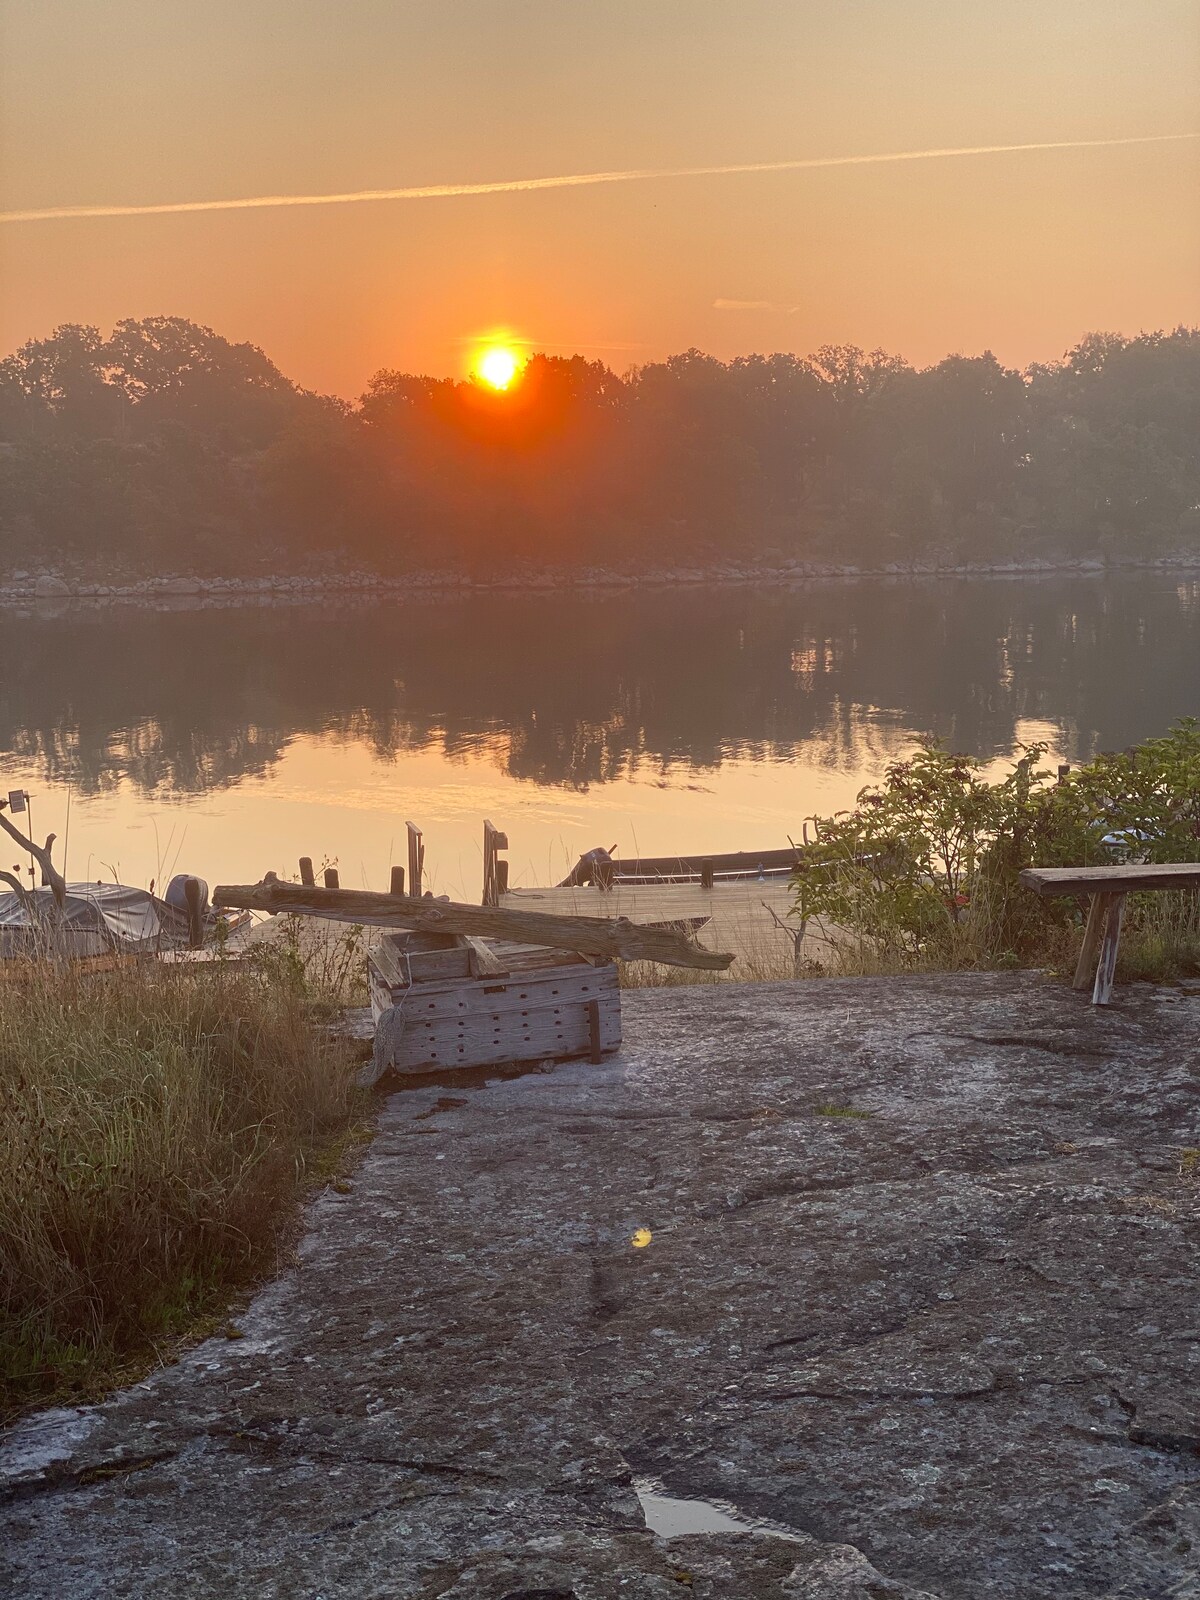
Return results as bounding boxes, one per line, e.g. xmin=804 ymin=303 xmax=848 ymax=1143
xmin=213 ymin=877 xmax=735 ymax=970
xmin=1020 ymin=864 xmax=1200 ymax=897
xmin=455 ymin=933 xmax=508 ymax=977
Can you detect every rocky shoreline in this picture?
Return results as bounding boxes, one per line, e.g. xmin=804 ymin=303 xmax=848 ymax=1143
xmin=3 ymin=552 xmax=1200 ymax=610
xmin=3 ymin=973 xmax=1198 ymax=1598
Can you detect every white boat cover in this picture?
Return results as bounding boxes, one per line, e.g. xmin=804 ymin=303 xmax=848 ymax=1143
xmin=0 ymin=882 xmax=193 ymax=958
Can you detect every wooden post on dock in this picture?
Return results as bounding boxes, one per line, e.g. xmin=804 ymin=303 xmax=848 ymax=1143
xmin=406 ymin=822 xmax=424 ymax=898
xmin=482 ymin=819 xmax=509 ymax=907
xmin=390 ymin=864 xmax=406 ymax=896
xmin=323 ymin=866 xmax=340 ymax=889
xmin=299 ymin=857 xmax=315 ymax=886
xmin=700 ymin=859 xmax=715 ymax=890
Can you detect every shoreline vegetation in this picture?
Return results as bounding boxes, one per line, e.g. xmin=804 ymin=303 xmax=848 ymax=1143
xmin=3 ymin=317 xmax=1199 ymax=585
xmin=4 ymin=549 xmax=1200 ymax=611
xmin=0 ymin=937 xmax=368 ymax=1419
xmin=793 ymin=726 xmax=1200 ymax=988
xmin=624 ymin=724 xmax=1200 ymax=990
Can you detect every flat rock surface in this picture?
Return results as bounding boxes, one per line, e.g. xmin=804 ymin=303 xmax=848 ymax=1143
xmin=3 ymin=973 xmax=1199 ymax=1598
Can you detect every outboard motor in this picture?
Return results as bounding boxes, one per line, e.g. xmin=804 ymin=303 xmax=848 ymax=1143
xmin=165 ymin=874 xmax=210 ymax=947
xmin=558 ymin=845 xmax=618 ymax=890
xmin=164 ymin=874 xmax=210 ymax=916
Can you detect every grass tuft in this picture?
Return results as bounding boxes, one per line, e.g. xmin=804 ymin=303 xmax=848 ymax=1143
xmin=0 ymin=955 xmax=367 ymax=1417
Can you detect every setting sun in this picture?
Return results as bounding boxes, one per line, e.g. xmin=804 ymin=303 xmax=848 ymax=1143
xmin=477 ymin=346 xmax=520 ymax=390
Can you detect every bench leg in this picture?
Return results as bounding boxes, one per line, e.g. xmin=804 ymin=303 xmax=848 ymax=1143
xmin=1092 ymin=892 xmax=1126 ymax=1006
xmin=1074 ymin=893 xmax=1109 ymax=990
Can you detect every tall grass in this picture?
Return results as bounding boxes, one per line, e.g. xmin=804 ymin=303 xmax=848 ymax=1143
xmin=0 ymin=957 xmax=365 ymax=1415
xmin=620 ymin=890 xmax=1200 ymax=987
xmin=804 ymin=885 xmax=1200 ymax=983
xmin=1112 ymin=890 xmax=1200 ymax=983
xmin=618 ymin=928 xmax=801 ymax=989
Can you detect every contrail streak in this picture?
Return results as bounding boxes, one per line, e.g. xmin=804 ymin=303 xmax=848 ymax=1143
xmin=2 ymin=133 xmax=1196 ymax=225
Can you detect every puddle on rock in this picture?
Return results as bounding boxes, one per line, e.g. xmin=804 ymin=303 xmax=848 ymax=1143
xmin=411 ymin=1095 xmax=470 ymax=1121
xmin=634 ymin=1475 xmax=806 ymax=1543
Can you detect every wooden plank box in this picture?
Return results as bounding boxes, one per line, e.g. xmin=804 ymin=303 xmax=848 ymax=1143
xmin=367 ymin=930 xmax=621 ymax=1078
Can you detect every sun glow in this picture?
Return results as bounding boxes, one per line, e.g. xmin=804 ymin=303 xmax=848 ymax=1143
xmin=476 ymin=345 xmax=520 ymax=390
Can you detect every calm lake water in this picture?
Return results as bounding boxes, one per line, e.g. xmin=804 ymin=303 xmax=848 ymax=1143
xmin=2 ymin=574 xmax=1198 ymax=900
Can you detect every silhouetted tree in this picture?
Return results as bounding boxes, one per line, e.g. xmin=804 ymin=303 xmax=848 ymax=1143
xmin=2 ymin=319 xmax=1199 ymax=575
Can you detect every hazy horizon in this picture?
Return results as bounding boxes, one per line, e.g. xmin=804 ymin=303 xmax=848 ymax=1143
xmin=2 ymin=1 xmax=1198 ymax=396
xmin=9 ymin=311 xmax=1200 ymax=402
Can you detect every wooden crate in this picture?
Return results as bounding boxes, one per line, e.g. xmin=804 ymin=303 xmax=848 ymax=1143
xmin=367 ymin=930 xmax=621 ymax=1079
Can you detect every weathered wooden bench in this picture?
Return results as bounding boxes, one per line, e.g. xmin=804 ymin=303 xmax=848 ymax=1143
xmin=1019 ymin=863 xmax=1200 ymax=1005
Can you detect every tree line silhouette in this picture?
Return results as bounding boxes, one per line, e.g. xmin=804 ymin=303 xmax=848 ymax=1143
xmin=1 ymin=316 xmax=1198 ymax=574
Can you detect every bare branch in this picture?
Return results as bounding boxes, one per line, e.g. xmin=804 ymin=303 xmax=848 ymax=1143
xmin=0 ymin=869 xmax=35 ymax=913
xmin=0 ymin=805 xmax=66 ymax=908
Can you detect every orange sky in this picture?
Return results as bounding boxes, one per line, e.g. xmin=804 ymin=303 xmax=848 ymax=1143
xmin=1 ymin=1 xmax=1198 ymax=396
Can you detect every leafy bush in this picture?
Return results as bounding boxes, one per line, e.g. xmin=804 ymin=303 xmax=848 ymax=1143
xmin=793 ymin=720 xmax=1200 ymax=974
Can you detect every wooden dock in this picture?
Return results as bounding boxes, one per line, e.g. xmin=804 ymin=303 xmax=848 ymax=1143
xmin=233 ymin=825 xmax=819 ymax=981
xmin=500 ymin=878 xmax=808 ymax=978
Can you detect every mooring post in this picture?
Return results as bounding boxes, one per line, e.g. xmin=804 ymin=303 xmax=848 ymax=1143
xmin=482 ymin=819 xmax=509 ymax=906
xmin=406 ymin=822 xmax=424 ymax=898
xmin=700 ymin=858 xmax=715 ymax=890
xmin=323 ymin=866 xmax=340 ymax=889
xmin=390 ymin=864 xmax=405 ymax=896
xmin=299 ymin=856 xmax=315 ymax=887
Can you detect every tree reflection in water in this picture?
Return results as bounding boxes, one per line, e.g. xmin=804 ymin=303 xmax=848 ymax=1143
xmin=1 ymin=576 xmax=1197 ymax=799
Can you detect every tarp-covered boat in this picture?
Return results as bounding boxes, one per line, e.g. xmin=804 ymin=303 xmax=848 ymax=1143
xmin=0 ymin=880 xmax=211 ymax=959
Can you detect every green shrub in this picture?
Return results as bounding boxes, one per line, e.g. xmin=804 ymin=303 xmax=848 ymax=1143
xmin=793 ymin=719 xmax=1200 ymax=976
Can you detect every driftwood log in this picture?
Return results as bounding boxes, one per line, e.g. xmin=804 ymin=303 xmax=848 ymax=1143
xmin=0 ymin=796 xmax=68 ymax=953
xmin=0 ymin=802 xmax=66 ymax=909
xmin=213 ymin=876 xmax=735 ymax=971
